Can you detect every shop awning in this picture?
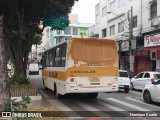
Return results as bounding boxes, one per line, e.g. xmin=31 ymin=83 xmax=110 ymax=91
xmin=144 ymin=46 xmax=160 ymax=50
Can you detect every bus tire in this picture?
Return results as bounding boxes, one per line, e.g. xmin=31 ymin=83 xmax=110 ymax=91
xmin=43 ymin=78 xmax=47 ymax=90
xmin=55 ymin=84 xmax=63 ymax=99
xmin=89 ymin=93 xmax=98 ymax=98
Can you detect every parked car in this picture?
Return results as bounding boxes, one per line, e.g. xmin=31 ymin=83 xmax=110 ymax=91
xmin=118 ymin=70 xmax=130 ymax=93
xmin=142 ymin=79 xmax=160 ymax=103
xmin=28 ymin=63 xmax=39 ymax=75
xmin=130 ymin=71 xmax=160 ymax=90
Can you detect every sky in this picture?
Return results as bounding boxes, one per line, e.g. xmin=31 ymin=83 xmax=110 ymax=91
xmin=71 ymin=0 xmax=100 ymax=23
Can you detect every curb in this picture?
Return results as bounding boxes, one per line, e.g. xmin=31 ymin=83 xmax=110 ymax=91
xmin=11 ymin=94 xmax=42 ymax=102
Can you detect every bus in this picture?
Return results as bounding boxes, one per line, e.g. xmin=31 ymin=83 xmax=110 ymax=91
xmin=42 ymin=38 xmax=119 ymax=98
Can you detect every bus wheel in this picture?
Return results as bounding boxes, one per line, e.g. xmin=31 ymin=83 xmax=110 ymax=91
xmin=43 ymin=78 xmax=47 ymax=90
xmin=89 ymin=93 xmax=98 ymax=98
xmin=55 ymin=84 xmax=62 ymax=99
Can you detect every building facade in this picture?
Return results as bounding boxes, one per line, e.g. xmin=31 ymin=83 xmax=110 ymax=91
xmin=93 ymin=0 xmax=160 ymax=76
xmin=43 ymin=14 xmax=93 ymax=48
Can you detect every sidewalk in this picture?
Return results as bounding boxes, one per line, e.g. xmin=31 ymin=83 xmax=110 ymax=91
xmin=26 ymin=74 xmax=72 ymax=119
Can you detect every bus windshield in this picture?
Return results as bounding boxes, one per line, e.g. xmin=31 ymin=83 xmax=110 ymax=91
xmin=69 ymin=38 xmax=118 ymax=66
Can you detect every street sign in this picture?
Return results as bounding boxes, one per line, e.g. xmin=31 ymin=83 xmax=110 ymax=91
xmin=45 ymin=18 xmax=67 ymax=29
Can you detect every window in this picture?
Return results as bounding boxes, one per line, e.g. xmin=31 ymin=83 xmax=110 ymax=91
xmin=54 ymin=47 xmax=61 ymax=66
xmin=61 ymin=44 xmax=67 ymax=67
xmin=150 ymin=0 xmax=157 ymax=18
xmin=132 ymin=16 xmax=137 ymax=28
xmin=154 ymin=74 xmax=160 ymax=79
xmin=42 ymin=52 xmax=47 ymax=67
xmin=55 ymin=36 xmax=61 ymax=44
xmin=151 ymin=51 xmax=156 ymax=59
xmin=118 ymin=0 xmax=125 ymax=7
xmin=118 ymin=21 xmax=124 ymax=33
xmin=73 ymin=27 xmax=78 ymax=35
xmin=119 ymin=71 xmax=129 ymax=77
xmin=48 ymin=50 xmax=53 ymax=66
xmin=110 ymin=25 xmax=115 ymax=35
xmin=64 ymin=27 xmax=71 ymax=35
xmin=102 ymin=28 xmax=107 ymax=37
xmin=52 ymin=44 xmax=67 ymax=67
xmin=143 ymin=73 xmax=150 ymax=78
xmin=136 ymin=73 xmax=144 ymax=78
xmin=102 ymin=6 xmax=107 ymax=17
xmin=110 ymin=1 xmax=116 ymax=12
xmin=46 ymin=52 xmax=49 ymax=67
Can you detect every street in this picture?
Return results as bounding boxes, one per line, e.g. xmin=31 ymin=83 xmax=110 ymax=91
xmin=28 ymin=70 xmax=160 ymax=119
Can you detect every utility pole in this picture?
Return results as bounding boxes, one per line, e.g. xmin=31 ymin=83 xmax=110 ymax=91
xmin=128 ymin=6 xmax=133 ymax=77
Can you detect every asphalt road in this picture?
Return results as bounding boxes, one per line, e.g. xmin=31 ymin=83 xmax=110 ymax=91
xmin=28 ymin=70 xmax=160 ymax=120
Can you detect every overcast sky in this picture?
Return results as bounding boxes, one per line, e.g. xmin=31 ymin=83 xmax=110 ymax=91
xmin=71 ymin=0 xmax=99 ymax=23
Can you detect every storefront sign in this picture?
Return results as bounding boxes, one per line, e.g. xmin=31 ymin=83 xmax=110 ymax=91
xmin=144 ymin=34 xmax=160 ymax=47
xmin=121 ymin=41 xmax=129 ymax=51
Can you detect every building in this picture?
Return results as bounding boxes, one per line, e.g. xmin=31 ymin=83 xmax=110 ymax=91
xmin=134 ymin=0 xmax=160 ymax=75
xmin=94 ymin=0 xmax=160 ymax=76
xmin=44 ymin=14 xmax=93 ymax=48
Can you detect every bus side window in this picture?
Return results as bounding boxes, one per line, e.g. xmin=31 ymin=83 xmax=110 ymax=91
xmin=55 ymin=47 xmax=61 ymax=66
xmin=46 ymin=52 xmax=50 ymax=67
xmin=61 ymin=44 xmax=66 ymax=67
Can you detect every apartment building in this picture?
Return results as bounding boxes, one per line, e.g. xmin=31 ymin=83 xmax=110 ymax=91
xmin=44 ymin=14 xmax=93 ymax=48
xmin=92 ymin=0 xmax=160 ymax=76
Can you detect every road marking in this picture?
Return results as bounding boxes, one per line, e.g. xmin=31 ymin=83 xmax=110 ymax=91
xmin=107 ymin=98 xmax=150 ymax=111
xmin=49 ymin=99 xmax=73 ymax=111
xmin=97 ymin=100 xmax=125 ymax=111
xmin=126 ymin=97 xmax=160 ymax=110
xmin=74 ymin=100 xmax=99 ymax=111
xmin=126 ymin=97 xmax=146 ymax=104
xmin=73 ymin=100 xmax=108 ymax=117
xmin=49 ymin=99 xmax=84 ymax=118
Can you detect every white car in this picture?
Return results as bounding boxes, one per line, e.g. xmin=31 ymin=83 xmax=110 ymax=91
xmin=28 ymin=63 xmax=39 ymax=75
xmin=118 ymin=70 xmax=130 ymax=93
xmin=130 ymin=71 xmax=160 ymax=90
xmin=142 ymin=80 xmax=160 ymax=103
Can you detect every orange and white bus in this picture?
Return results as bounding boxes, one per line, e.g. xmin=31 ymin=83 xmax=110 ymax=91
xmin=42 ymin=38 xmax=119 ymax=98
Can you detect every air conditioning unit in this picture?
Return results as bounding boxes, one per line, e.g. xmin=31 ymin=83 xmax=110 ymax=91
xmin=150 ymin=51 xmax=157 ymax=60
xmin=151 ymin=19 xmax=159 ymax=27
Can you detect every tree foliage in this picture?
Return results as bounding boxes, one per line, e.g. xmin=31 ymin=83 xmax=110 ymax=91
xmin=0 ymin=0 xmax=78 ymax=77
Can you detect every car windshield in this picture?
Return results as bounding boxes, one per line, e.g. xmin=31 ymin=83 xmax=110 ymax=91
xmin=153 ymin=74 xmax=160 ymax=80
xmin=119 ymin=71 xmax=128 ymax=77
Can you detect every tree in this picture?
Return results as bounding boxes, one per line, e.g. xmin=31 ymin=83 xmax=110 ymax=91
xmin=0 ymin=16 xmax=10 ymax=111
xmin=0 ymin=0 xmax=78 ymax=111
xmin=0 ymin=0 xmax=78 ymax=77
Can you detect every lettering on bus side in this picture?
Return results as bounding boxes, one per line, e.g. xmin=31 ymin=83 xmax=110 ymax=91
xmin=74 ymin=70 xmax=96 ymax=73
xmin=49 ymin=72 xmax=57 ymax=77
